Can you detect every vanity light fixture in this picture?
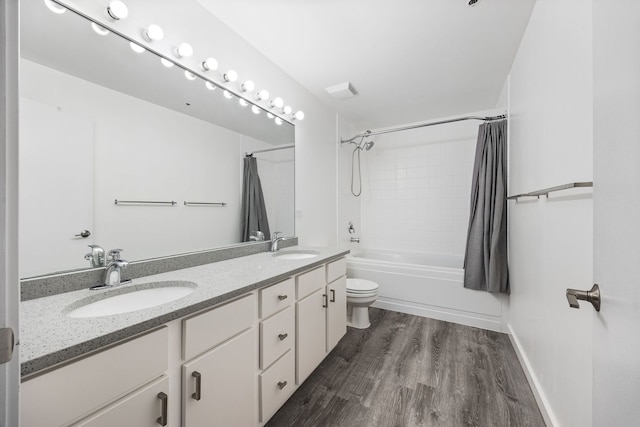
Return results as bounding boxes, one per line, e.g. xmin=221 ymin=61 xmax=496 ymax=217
xmin=241 ymin=80 xmax=255 ymax=92
xmin=256 ymin=89 xmax=269 ymax=101
xmin=223 ymin=70 xmax=238 ymax=83
xmin=160 ymin=58 xmax=174 ymax=68
xmin=223 ymin=90 xmax=233 ymax=99
xmin=91 ymin=22 xmax=110 ymax=36
xmin=282 ymin=105 xmax=293 ymax=115
xmin=184 ymin=71 xmax=197 ymax=81
xmin=142 ymin=24 xmax=164 ymax=42
xmin=129 ymin=42 xmax=145 ymax=53
xmin=292 ymin=111 xmax=305 ymax=121
xmin=107 ymin=1 xmax=129 ymax=20
xmin=239 ymin=99 xmax=249 ymax=107
xmin=205 ymin=81 xmax=216 ymax=90
xmin=202 ymin=57 xmax=218 ymax=72
xmin=251 ymin=106 xmax=261 ymax=115
xmin=274 ymin=117 xmax=283 ymax=126
xmin=269 ymin=97 xmax=284 ymax=109
xmin=174 ymin=43 xmax=194 ymax=58
xmin=44 ymin=0 xmax=66 ymax=14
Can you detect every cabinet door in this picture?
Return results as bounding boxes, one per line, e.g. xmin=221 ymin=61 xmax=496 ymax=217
xmin=296 ymin=288 xmax=327 ymax=384
xmin=182 ymin=328 xmax=257 ymax=427
xmin=74 ymin=376 xmax=169 ymax=427
xmin=326 ymin=276 xmax=347 ymax=353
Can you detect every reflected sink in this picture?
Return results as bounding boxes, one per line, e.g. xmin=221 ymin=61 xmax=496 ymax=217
xmin=273 ymin=250 xmax=320 ymax=260
xmin=67 ymin=281 xmax=197 ymax=318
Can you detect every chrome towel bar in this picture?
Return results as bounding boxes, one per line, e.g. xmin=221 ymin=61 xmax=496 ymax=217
xmin=507 ymin=181 xmax=593 ymax=201
xmin=183 ymin=201 xmax=227 ymax=207
xmin=114 ymin=200 xmax=177 ymax=206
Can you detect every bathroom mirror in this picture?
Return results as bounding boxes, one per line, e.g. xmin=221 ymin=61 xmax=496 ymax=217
xmin=19 ymin=2 xmax=295 ymax=278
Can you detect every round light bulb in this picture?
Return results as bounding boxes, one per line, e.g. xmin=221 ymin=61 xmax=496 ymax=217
xmin=174 ymin=43 xmax=193 ymax=58
xmin=282 ymin=105 xmax=293 ymax=115
xmin=256 ymin=89 xmax=269 ymax=101
xmin=107 ymin=1 xmax=128 ymax=20
xmin=44 ymin=0 xmax=66 ymax=14
xmin=223 ymin=90 xmax=233 ymax=99
xmin=239 ymin=99 xmax=248 ymax=107
xmin=267 ymin=113 xmax=275 ymax=119
xmin=143 ymin=24 xmax=164 ymax=42
xmin=274 ymin=117 xmax=283 ymax=126
xmin=91 ymin=22 xmax=110 ymax=36
xmin=270 ymin=97 xmax=284 ymax=108
xmin=202 ymin=57 xmax=218 ymax=71
xmin=294 ymin=111 xmax=305 ymax=121
xmin=241 ymin=80 xmax=255 ymax=92
xmin=130 ymin=42 xmax=145 ymax=53
xmin=184 ymin=71 xmax=197 ymax=81
xmin=205 ymin=81 xmax=216 ymax=91
xmin=160 ymin=58 xmax=174 ymax=68
xmin=223 ymin=70 xmax=238 ymax=82
xmin=251 ymin=106 xmax=261 ymax=115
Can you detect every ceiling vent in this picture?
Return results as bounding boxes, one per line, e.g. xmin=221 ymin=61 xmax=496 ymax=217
xmin=325 ymin=82 xmax=357 ymax=100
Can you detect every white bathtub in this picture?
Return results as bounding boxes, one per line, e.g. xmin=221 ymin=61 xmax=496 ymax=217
xmin=347 ymin=249 xmax=505 ymax=332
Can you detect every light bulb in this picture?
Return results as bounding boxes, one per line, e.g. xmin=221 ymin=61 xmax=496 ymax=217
xmin=294 ymin=111 xmax=305 ymax=121
xmin=270 ymin=97 xmax=284 ymax=109
xmin=241 ymin=80 xmax=255 ymax=92
xmin=174 ymin=43 xmax=193 ymax=58
xmin=107 ymin=1 xmax=128 ymax=20
xmin=44 ymin=0 xmax=66 ymax=14
xmin=223 ymin=70 xmax=238 ymax=82
xmin=239 ymin=99 xmax=248 ymax=107
xmin=223 ymin=90 xmax=233 ymax=99
xmin=282 ymin=105 xmax=292 ymax=115
xmin=205 ymin=81 xmax=216 ymax=91
xmin=91 ymin=22 xmax=110 ymax=36
xmin=160 ymin=58 xmax=174 ymax=68
xmin=267 ymin=113 xmax=275 ymax=119
xmin=251 ymin=106 xmax=261 ymax=115
xmin=274 ymin=117 xmax=283 ymax=126
xmin=256 ymin=90 xmax=269 ymax=101
xmin=142 ymin=24 xmax=164 ymax=42
xmin=130 ymin=42 xmax=145 ymax=53
xmin=184 ymin=71 xmax=197 ymax=81
xmin=202 ymin=57 xmax=218 ymax=71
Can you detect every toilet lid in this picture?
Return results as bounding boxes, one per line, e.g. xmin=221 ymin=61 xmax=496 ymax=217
xmin=346 ymin=279 xmax=379 ymax=292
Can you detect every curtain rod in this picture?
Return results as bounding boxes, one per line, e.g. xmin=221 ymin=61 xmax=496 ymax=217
xmin=340 ymin=114 xmax=507 ymax=144
xmin=246 ymin=144 xmax=295 ymax=156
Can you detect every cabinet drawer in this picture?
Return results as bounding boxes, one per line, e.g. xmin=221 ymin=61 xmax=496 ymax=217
xmin=260 ymin=278 xmax=294 ymax=319
xmin=183 ymin=293 xmax=256 ymax=361
xmin=326 ymin=257 xmax=347 ymax=283
xmin=296 ymin=266 xmax=325 ymax=300
xmin=260 ymin=350 xmax=295 ymax=423
xmin=260 ymin=305 xmax=294 ymax=369
xmin=21 ymin=327 xmax=168 ymax=427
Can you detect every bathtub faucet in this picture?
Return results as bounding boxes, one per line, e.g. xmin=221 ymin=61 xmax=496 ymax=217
xmin=350 ymin=237 xmax=360 ymax=243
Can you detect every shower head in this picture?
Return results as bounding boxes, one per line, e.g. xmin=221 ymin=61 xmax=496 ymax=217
xmin=363 ymin=141 xmax=375 ymax=151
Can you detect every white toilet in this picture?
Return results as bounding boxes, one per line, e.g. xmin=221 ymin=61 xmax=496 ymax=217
xmin=346 ymin=278 xmax=379 ymax=329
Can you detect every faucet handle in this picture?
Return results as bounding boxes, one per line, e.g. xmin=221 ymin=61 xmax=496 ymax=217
xmin=271 ymin=231 xmax=282 ymax=240
xmin=108 ymin=249 xmax=124 ymax=261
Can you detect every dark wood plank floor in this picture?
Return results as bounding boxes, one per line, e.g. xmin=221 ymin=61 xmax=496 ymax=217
xmin=266 ymin=308 xmax=545 ymax=427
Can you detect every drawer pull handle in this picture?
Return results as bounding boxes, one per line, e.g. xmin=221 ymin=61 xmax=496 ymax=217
xmin=157 ymin=392 xmax=168 ymax=426
xmin=277 ymin=294 xmax=288 ymax=301
xmin=278 ymin=380 xmax=288 ymax=390
xmin=330 ymin=289 xmax=336 ymax=302
xmin=192 ymin=371 xmax=202 ymax=401
xmin=278 ymin=333 xmax=288 ymax=341
xmin=322 ymin=293 xmax=328 ymax=308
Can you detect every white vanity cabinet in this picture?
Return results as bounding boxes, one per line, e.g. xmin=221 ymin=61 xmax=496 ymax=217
xmin=326 ymin=258 xmax=347 ymax=353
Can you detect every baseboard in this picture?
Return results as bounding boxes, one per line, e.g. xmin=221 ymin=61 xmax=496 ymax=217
xmin=507 ymin=323 xmax=557 ymax=427
xmin=372 ymin=297 xmax=503 ymax=332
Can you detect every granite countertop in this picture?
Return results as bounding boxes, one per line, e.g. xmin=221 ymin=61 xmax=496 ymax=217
xmin=20 ymin=246 xmax=349 ymax=377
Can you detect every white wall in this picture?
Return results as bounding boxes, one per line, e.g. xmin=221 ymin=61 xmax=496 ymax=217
xmin=505 ymin=1 xmax=593 ymax=426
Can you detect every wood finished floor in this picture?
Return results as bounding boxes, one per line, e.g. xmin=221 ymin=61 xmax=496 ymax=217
xmin=266 ymin=308 xmax=545 ymax=427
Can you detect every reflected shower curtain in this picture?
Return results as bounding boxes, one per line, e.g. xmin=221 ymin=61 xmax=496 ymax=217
xmin=241 ymin=155 xmax=270 ymax=242
xmin=463 ymin=119 xmax=510 ymax=294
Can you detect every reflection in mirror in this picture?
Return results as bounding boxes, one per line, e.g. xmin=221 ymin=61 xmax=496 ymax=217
xmin=19 ymin=2 xmax=295 ymax=278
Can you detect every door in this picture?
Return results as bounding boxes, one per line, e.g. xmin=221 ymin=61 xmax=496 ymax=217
xmin=592 ymin=0 xmax=640 ymax=424
xmin=326 ymin=276 xmax=346 ymax=353
xmin=296 ymin=288 xmax=326 ymax=385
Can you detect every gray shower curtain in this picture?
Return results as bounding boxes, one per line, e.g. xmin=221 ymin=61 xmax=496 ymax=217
xmin=463 ymin=119 xmax=509 ymax=294
xmin=241 ymin=155 xmax=270 ymax=242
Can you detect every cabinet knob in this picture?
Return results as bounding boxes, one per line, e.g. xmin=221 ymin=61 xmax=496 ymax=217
xmin=192 ymin=371 xmax=202 ymax=401
xmin=277 ymin=294 xmax=288 ymax=301
xmin=156 ymin=392 xmax=168 ymax=426
xmin=277 ymin=380 xmax=288 ymax=390
xmin=278 ymin=333 xmax=288 ymax=341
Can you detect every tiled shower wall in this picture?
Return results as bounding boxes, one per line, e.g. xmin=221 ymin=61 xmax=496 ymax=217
xmin=360 ymin=120 xmax=478 ymax=256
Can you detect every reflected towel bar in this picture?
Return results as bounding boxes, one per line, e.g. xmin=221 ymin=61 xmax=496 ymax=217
xmin=507 ymin=182 xmax=593 ymax=201
xmin=183 ymin=201 xmax=227 ymax=207
xmin=114 ymin=200 xmax=177 ymax=206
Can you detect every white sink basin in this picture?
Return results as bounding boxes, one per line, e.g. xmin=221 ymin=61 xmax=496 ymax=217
xmin=273 ymin=250 xmax=320 ymax=260
xmin=67 ymin=281 xmax=197 ymax=318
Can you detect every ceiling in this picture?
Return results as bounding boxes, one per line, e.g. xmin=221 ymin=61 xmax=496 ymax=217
xmin=195 ymin=0 xmax=536 ymax=130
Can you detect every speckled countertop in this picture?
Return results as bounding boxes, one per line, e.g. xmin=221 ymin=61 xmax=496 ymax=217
xmin=20 ymin=246 xmax=349 ymax=377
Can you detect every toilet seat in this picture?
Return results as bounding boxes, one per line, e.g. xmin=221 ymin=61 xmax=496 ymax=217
xmin=346 ymin=279 xmax=379 ymax=293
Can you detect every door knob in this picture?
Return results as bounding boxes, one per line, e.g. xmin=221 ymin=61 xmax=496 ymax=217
xmin=566 ymin=284 xmax=601 ymax=312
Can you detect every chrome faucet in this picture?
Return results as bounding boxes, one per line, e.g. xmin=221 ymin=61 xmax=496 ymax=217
xmin=91 ymin=249 xmax=132 ymax=290
xmin=270 ymin=232 xmax=286 ymax=252
xmin=84 ymin=244 xmax=106 ymax=268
